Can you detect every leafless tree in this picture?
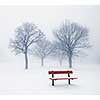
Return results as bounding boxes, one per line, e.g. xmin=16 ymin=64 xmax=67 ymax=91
xmin=31 ymin=38 xmax=54 ymax=66
xmin=53 ymin=20 xmax=90 ymax=68
xmin=51 ymin=41 xmax=67 ymax=66
xmin=9 ymin=22 xmax=44 ymax=69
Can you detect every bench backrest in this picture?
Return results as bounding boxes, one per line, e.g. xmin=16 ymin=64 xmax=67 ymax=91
xmin=48 ymin=70 xmax=73 ymax=74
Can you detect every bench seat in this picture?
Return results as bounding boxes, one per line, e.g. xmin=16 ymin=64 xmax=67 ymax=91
xmin=49 ymin=77 xmax=78 ymax=80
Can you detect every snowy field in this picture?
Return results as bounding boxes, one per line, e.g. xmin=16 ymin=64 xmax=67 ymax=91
xmin=0 ymin=59 xmax=100 ymax=95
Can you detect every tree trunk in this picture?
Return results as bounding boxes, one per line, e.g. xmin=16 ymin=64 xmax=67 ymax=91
xmin=25 ymin=51 xmax=28 ymax=69
xmin=68 ymin=55 xmax=72 ymax=68
xmin=41 ymin=57 xmax=44 ymax=66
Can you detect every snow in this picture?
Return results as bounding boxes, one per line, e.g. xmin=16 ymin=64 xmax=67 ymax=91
xmin=0 ymin=60 xmax=100 ymax=95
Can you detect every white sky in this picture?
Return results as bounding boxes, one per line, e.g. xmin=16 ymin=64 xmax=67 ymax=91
xmin=0 ymin=5 xmax=100 ymax=64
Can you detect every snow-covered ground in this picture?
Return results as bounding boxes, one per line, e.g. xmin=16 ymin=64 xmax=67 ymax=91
xmin=0 ymin=60 xmax=100 ymax=95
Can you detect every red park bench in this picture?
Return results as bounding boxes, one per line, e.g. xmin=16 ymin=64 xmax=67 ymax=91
xmin=48 ymin=70 xmax=78 ymax=86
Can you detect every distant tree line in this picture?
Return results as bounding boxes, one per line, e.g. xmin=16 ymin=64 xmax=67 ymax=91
xmin=9 ymin=20 xmax=90 ymax=69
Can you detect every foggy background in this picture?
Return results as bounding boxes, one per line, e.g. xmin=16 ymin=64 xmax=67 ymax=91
xmin=0 ymin=5 xmax=100 ymax=65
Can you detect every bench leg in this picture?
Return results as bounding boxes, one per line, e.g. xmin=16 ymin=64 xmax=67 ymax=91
xmin=52 ymin=74 xmax=54 ymax=86
xmin=68 ymin=79 xmax=70 ymax=85
xmin=68 ymin=74 xmax=71 ymax=85
xmin=52 ymin=80 xmax=54 ymax=86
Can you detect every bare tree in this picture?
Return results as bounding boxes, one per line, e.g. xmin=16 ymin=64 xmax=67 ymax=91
xmin=53 ymin=20 xmax=90 ymax=68
xmin=9 ymin=22 xmax=43 ymax=69
xmin=51 ymin=41 xmax=67 ymax=66
xmin=31 ymin=38 xmax=54 ymax=66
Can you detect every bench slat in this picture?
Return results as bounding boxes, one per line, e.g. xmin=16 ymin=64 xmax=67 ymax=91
xmin=48 ymin=71 xmax=73 ymax=74
xmin=49 ymin=78 xmax=78 ymax=80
